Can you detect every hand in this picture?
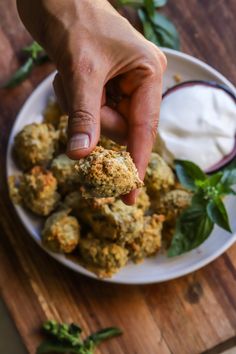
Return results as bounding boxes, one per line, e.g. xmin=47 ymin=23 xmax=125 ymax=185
xmin=17 ymin=0 xmax=166 ymax=204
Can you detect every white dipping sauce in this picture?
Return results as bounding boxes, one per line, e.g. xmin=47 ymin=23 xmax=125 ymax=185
xmin=159 ymin=85 xmax=236 ymax=170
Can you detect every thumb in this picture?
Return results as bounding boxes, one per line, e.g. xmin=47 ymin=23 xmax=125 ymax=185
xmin=61 ymin=68 xmax=103 ymax=159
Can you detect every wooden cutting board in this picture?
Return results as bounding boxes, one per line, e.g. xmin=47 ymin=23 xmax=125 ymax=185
xmin=0 ymin=1 xmax=236 ymax=353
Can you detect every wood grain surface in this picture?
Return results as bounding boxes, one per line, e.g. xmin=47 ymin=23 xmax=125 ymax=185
xmin=0 ymin=1 xmax=236 ymax=353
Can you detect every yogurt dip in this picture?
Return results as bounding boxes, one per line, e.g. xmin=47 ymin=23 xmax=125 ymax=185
xmin=158 ymin=82 xmax=236 ymax=171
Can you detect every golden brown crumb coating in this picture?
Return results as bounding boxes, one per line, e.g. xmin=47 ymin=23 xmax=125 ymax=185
xmin=50 ymin=154 xmax=80 ymax=192
xmin=18 ymin=166 xmax=60 ymax=215
xmin=13 ymin=123 xmax=58 ymax=170
xmin=136 ymin=188 xmax=150 ymax=213
xmin=98 ymin=135 xmax=125 ymax=152
xmin=8 ymin=175 xmax=22 ymax=204
xmin=43 ymin=99 xmax=62 ymax=127
xmin=75 ymin=146 xmax=143 ymax=198
xmin=79 ymin=235 xmax=128 ymax=277
xmin=58 ymin=115 xmax=68 ymax=145
xmin=145 ymin=153 xmax=175 ymax=198
xmin=64 ymin=191 xmax=87 ymax=212
xmin=127 ymin=214 xmax=163 ymax=262
xmin=79 ymin=198 xmax=144 ymax=244
xmin=152 ymin=189 xmax=192 ymax=221
xmin=42 ymin=209 xmax=80 ymax=253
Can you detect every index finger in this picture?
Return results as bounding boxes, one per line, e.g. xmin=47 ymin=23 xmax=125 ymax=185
xmin=122 ymin=73 xmax=163 ymax=205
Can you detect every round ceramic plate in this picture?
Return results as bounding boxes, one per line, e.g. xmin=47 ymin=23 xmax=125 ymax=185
xmin=7 ymin=48 xmax=236 ymax=284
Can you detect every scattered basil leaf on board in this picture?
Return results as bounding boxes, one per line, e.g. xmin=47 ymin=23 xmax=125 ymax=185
xmin=144 ymin=0 xmax=156 ymax=17
xmin=149 ymin=12 xmax=180 ymax=49
xmin=4 ymin=1 xmax=179 ymax=88
xmin=36 ymin=320 xmax=122 ymax=354
xmin=117 ymin=0 xmax=167 ymax=7
xmin=117 ymin=0 xmax=144 ymax=7
xmin=168 ymin=160 xmax=235 ymax=257
xmin=23 ymin=41 xmax=44 ymax=60
xmin=117 ymin=0 xmax=180 ymax=49
xmin=2 ymin=41 xmax=49 ymax=89
xmin=3 ymin=58 xmax=34 ymax=89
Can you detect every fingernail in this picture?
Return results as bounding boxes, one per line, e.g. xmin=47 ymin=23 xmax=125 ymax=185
xmin=68 ymin=133 xmax=90 ymax=151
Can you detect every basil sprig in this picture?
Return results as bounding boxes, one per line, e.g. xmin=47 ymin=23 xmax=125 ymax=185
xmin=168 ymin=160 xmax=236 ymax=257
xmin=118 ymin=0 xmax=180 ymax=49
xmin=3 ymin=41 xmax=49 ymax=89
xmin=36 ymin=320 xmax=122 ymax=354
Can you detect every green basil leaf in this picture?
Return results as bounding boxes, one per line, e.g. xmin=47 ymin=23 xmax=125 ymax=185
xmin=69 ymin=323 xmax=83 ymax=337
xmin=144 ymin=0 xmax=155 ymax=16
xmin=23 ymin=41 xmax=44 ymax=60
xmin=35 ymin=53 xmax=50 ymax=65
xmin=117 ymin=0 xmax=144 ymax=7
xmin=154 ymin=0 xmax=167 ymax=7
xmin=207 ymin=172 xmax=224 ymax=187
xmin=138 ymin=9 xmax=161 ymax=45
xmin=217 ymin=184 xmax=236 ymax=196
xmin=175 ymin=160 xmax=206 ymax=191
xmin=85 ymin=327 xmax=123 ymax=347
xmin=154 ymin=26 xmax=179 ymax=49
xmin=2 ymin=58 xmax=34 ymax=88
xmin=223 ymin=159 xmax=236 ymax=171
xmin=117 ymin=0 xmax=167 ymax=8
xmin=191 ymin=189 xmax=206 ymax=206
xmin=207 ymin=198 xmax=232 ymax=232
xmin=149 ymin=13 xmax=180 ymax=49
xmin=221 ymin=169 xmax=236 ymax=187
xmin=36 ymin=340 xmax=83 ymax=354
xmin=168 ymin=210 xmax=214 ymax=257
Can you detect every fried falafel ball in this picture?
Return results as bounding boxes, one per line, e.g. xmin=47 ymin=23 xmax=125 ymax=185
xmin=144 ymin=153 xmax=175 ymax=198
xmin=79 ymin=235 xmax=128 ymax=277
xmin=136 ymin=188 xmax=150 ymax=213
xmin=42 ymin=209 xmax=80 ymax=253
xmin=98 ymin=135 xmax=125 ymax=152
xmin=64 ymin=191 xmax=88 ymax=212
xmin=18 ymin=166 xmax=60 ymax=215
xmin=63 ymin=192 xmax=115 ymax=226
xmin=153 ymin=189 xmax=192 ymax=248
xmin=153 ymin=189 xmax=192 ymax=221
xmin=58 ymin=115 xmax=69 ymax=145
xmin=128 ymin=214 xmax=163 ymax=262
xmin=80 ymin=198 xmax=144 ymax=244
xmin=43 ymin=99 xmax=62 ymax=127
xmin=8 ymin=175 xmax=22 ymax=204
xmin=13 ymin=123 xmax=58 ymax=170
xmin=74 ymin=146 xmax=143 ymax=198
xmin=50 ymin=154 xmax=80 ymax=193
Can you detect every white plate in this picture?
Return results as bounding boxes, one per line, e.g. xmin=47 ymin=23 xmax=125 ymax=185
xmin=7 ymin=48 xmax=236 ymax=284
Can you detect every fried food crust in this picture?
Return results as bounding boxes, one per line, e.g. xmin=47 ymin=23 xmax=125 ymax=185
xmin=14 ymin=123 xmax=58 ymax=170
xmin=42 ymin=209 xmax=80 ymax=253
xmin=75 ymin=146 xmax=143 ymax=198
xmin=43 ymin=99 xmax=62 ymax=127
xmin=18 ymin=166 xmax=60 ymax=215
xmin=58 ymin=115 xmax=69 ymax=145
xmin=145 ymin=152 xmax=175 ymax=198
xmin=153 ymin=189 xmax=192 ymax=221
xmin=79 ymin=235 xmax=128 ymax=277
xmin=127 ymin=214 xmax=163 ymax=262
xmin=51 ymin=154 xmax=80 ymax=192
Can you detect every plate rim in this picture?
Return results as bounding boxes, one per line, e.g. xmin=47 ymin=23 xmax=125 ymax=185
xmin=6 ymin=48 xmax=236 ymax=285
